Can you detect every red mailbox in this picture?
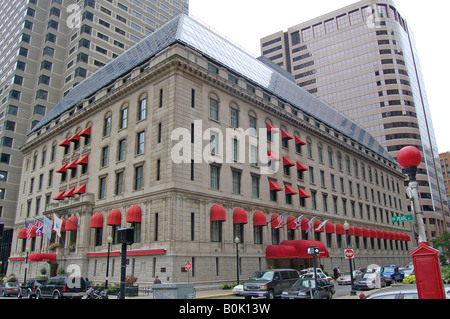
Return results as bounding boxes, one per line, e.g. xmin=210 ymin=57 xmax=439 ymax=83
xmin=410 ymin=242 xmax=445 ymax=299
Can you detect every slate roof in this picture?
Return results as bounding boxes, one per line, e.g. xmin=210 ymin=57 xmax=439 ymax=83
xmin=30 ymin=14 xmax=395 ymax=163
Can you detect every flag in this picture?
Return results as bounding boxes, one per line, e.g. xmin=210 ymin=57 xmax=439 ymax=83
xmin=53 ymin=213 xmax=63 ymax=238
xmin=275 ymin=212 xmax=287 ymax=229
xmin=43 ymin=216 xmax=52 ymax=240
xmin=315 ymin=220 xmax=329 ymax=232
xmin=293 ymin=215 xmax=304 ymax=230
xmin=305 ymin=216 xmax=317 ymax=234
xmin=25 ymin=220 xmax=34 ymax=240
xmin=35 ymin=219 xmax=43 ymax=237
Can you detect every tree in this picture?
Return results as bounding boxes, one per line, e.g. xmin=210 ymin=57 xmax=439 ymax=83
xmin=431 ymin=231 xmax=450 ymax=265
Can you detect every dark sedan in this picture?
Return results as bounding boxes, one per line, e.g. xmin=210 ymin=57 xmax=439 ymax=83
xmin=281 ymin=278 xmax=335 ymax=299
xmin=18 ymin=278 xmax=47 ymax=299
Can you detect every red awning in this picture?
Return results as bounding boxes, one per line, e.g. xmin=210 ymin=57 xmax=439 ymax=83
xmin=56 ymin=164 xmax=68 ymax=173
xmin=59 ymin=138 xmax=70 ymax=147
xmin=253 ymin=211 xmax=267 ymax=226
xmin=28 ymin=253 xmax=57 ymax=262
xmin=296 ymin=162 xmax=308 ymax=171
xmin=354 ymin=226 xmax=363 ymax=237
xmin=233 ymin=208 xmax=248 ymax=224
xmin=283 ymin=156 xmax=295 ymax=167
xmin=66 ymin=216 xmax=78 ymax=231
xmin=64 ymin=188 xmax=75 ymax=198
xmin=277 ymin=240 xmax=330 ymax=258
xmin=66 ymin=160 xmax=78 ymax=170
xmin=126 ymin=205 xmax=142 ymax=222
xmin=271 ymin=214 xmax=280 ymax=229
xmin=286 ymin=216 xmax=296 ymax=230
xmin=336 ymin=223 xmax=345 ymax=235
xmin=76 ymin=154 xmax=89 ymax=166
xmin=301 ymin=218 xmax=310 ymax=231
xmin=267 ymin=151 xmax=280 ymax=161
xmin=266 ymin=245 xmax=297 ymax=259
xmin=404 ymin=234 xmax=411 ymax=242
xmin=269 ymin=180 xmax=283 ymax=192
xmin=107 ymin=209 xmax=122 ymax=226
xmin=69 ymin=132 xmax=81 ymax=143
xmin=210 ymin=204 xmax=226 ymax=222
xmin=370 ymin=229 xmax=378 ymax=238
xmin=285 ymin=184 xmax=298 ymax=195
xmin=377 ymin=229 xmax=384 ymax=239
xmin=74 ymin=184 xmax=86 ymax=195
xmin=53 ymin=191 xmax=66 ymax=201
xmin=266 ymin=123 xmax=279 ymax=132
xmin=90 ymin=213 xmax=104 ymax=228
xmin=298 ymin=189 xmax=311 ymax=198
xmin=362 ymin=228 xmax=370 ymax=237
xmin=18 ymin=227 xmax=27 ymax=239
xmin=79 ymin=126 xmax=91 ymax=137
xmin=314 ymin=220 xmax=323 ymax=232
xmin=325 ymin=222 xmax=335 ymax=234
xmin=281 ymin=130 xmax=293 ymax=140
xmin=295 ymin=136 xmax=307 ymax=145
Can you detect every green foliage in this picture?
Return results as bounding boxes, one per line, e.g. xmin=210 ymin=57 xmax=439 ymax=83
xmin=403 ymin=275 xmax=416 ymax=284
xmin=432 ymin=231 xmax=450 ymax=266
xmin=441 ymin=266 xmax=450 ymax=284
xmin=221 ymin=283 xmax=237 ymax=290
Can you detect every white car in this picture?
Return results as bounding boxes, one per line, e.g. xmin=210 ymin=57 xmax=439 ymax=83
xmin=299 ymin=268 xmax=324 ymax=276
xmin=337 ymin=271 xmax=363 ymax=285
xmin=232 ymin=284 xmax=243 ymax=296
xmin=301 ymin=273 xmax=333 ymax=283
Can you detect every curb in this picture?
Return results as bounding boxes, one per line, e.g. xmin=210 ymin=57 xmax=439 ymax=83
xmin=197 ymin=293 xmax=235 ymax=299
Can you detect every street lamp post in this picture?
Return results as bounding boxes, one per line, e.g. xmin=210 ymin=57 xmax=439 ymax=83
xmin=397 ymin=146 xmax=445 ymax=299
xmin=105 ymin=235 xmax=112 ymax=292
xmin=343 ymin=221 xmax=356 ymax=296
xmin=234 ymin=236 xmax=240 ymax=285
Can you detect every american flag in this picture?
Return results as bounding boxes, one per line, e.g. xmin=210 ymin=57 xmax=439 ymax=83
xmin=275 ymin=212 xmax=287 ymax=229
xmin=35 ymin=219 xmax=43 ymax=237
xmin=25 ymin=220 xmax=34 ymax=240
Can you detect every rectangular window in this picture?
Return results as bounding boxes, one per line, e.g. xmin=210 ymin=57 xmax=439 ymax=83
xmin=101 ymin=146 xmax=109 ymax=167
xmin=137 ymin=131 xmax=145 ymax=154
xmin=138 ymin=98 xmax=147 ymax=120
xmin=209 ymin=98 xmax=219 ymax=121
xmin=120 ymin=108 xmax=128 ymax=129
xmin=115 ymin=171 xmax=124 ymax=195
xmin=99 ymin=177 xmax=106 ymax=199
xmin=118 ymin=139 xmax=126 ymax=161
xmin=232 ymin=170 xmax=241 ymax=195
xmin=134 ymin=165 xmax=143 ymax=190
xmin=210 ymin=165 xmax=220 ymax=190
xmin=251 ymin=175 xmax=260 ymax=198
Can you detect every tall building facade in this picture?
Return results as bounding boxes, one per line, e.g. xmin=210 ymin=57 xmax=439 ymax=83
xmin=7 ymin=15 xmax=412 ymax=285
xmin=0 ymin=0 xmax=188 ymax=274
xmin=439 ymin=152 xmax=450 ymax=213
xmin=260 ymin=0 xmax=449 ymax=239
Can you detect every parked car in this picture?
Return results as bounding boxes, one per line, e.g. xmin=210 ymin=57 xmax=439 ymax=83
xmin=232 ymin=284 xmax=243 ymax=296
xmin=337 ymin=271 xmax=363 ymax=285
xmin=35 ymin=276 xmax=86 ymax=299
xmin=0 ymin=282 xmax=20 ymax=297
xmin=354 ymin=272 xmax=387 ymax=290
xmin=399 ymin=268 xmax=414 ymax=278
xmin=381 ymin=266 xmax=404 ymax=284
xmin=301 ymin=272 xmax=333 ymax=283
xmin=298 ymin=268 xmax=324 ymax=277
xmin=18 ymin=278 xmax=47 ymax=299
xmin=281 ymin=278 xmax=335 ymax=299
xmin=243 ymin=269 xmax=299 ymax=299
xmin=363 ymin=285 xmax=450 ymax=299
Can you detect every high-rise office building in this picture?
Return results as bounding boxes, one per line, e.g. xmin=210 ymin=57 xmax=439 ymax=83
xmin=0 ymin=0 xmax=188 ymax=274
xmin=439 ymin=152 xmax=450 ymax=212
xmin=260 ymin=0 xmax=449 ymax=239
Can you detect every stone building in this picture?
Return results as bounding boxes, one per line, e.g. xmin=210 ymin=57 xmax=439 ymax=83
xmin=8 ymin=14 xmax=412 ymax=286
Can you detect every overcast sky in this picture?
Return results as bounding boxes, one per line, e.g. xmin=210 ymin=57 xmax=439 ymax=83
xmin=189 ymin=0 xmax=450 ymax=154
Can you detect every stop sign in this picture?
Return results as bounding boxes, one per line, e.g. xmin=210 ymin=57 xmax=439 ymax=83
xmin=344 ymin=249 xmax=354 ymax=259
xmin=185 ymin=261 xmax=192 ymax=271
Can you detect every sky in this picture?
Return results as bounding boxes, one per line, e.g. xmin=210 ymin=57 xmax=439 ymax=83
xmin=189 ymin=0 xmax=450 ymax=154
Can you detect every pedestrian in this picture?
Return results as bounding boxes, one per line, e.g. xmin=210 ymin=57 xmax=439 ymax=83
xmin=85 ymin=277 xmax=90 ymax=287
xmin=333 ymin=266 xmax=338 ymax=280
xmin=153 ymin=275 xmax=161 ymax=284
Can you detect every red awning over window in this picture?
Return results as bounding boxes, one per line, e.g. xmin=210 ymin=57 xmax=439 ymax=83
xmin=18 ymin=227 xmax=27 ymax=239
xmin=59 ymin=138 xmax=70 ymax=147
xmin=267 ymin=151 xmax=280 ymax=161
xmin=354 ymin=226 xmax=363 ymax=237
xmin=56 ymin=164 xmax=68 ymax=173
xmin=66 ymin=216 xmax=78 ymax=231
xmin=69 ymin=132 xmax=81 ymax=143
xmin=90 ymin=213 xmax=104 ymax=228
xmin=377 ymin=229 xmax=384 ymax=239
xmin=295 ymin=136 xmax=307 ymax=145
xmin=266 ymin=123 xmax=279 ymax=132
xmin=64 ymin=188 xmax=75 ymax=198
xmin=370 ymin=229 xmax=378 ymax=238
xmin=126 ymin=205 xmax=142 ymax=223
xmin=74 ymin=184 xmax=86 ymax=195
xmin=283 ymin=157 xmax=295 ymax=167
xmin=336 ymin=223 xmax=345 ymax=235
xmin=76 ymin=154 xmax=89 ymax=166
xmin=28 ymin=253 xmax=57 ymax=262
xmin=301 ymin=218 xmax=310 ymax=231
xmin=269 ymin=180 xmax=283 ymax=192
xmin=362 ymin=228 xmax=370 ymax=237
xmin=107 ymin=209 xmax=122 ymax=226
xmin=266 ymin=245 xmax=297 ymax=259
xmin=66 ymin=160 xmax=78 ymax=170
xmin=271 ymin=214 xmax=280 ymax=229
xmin=325 ymin=222 xmax=335 ymax=234
xmin=286 ymin=216 xmax=296 ymax=230
xmin=281 ymin=130 xmax=293 ymax=140
xmin=233 ymin=208 xmax=248 ymax=224
xmin=210 ymin=204 xmax=226 ymax=222
xmin=253 ymin=211 xmax=266 ymax=226
xmin=296 ymin=162 xmax=308 ymax=171
xmin=285 ymin=184 xmax=298 ymax=195
xmin=298 ymin=188 xmax=311 ymax=198
xmin=80 ymin=126 xmax=91 ymax=137
xmin=53 ymin=191 xmax=66 ymax=201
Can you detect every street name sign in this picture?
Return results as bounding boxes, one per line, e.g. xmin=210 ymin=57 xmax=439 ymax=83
xmin=392 ymin=215 xmax=414 ymax=223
